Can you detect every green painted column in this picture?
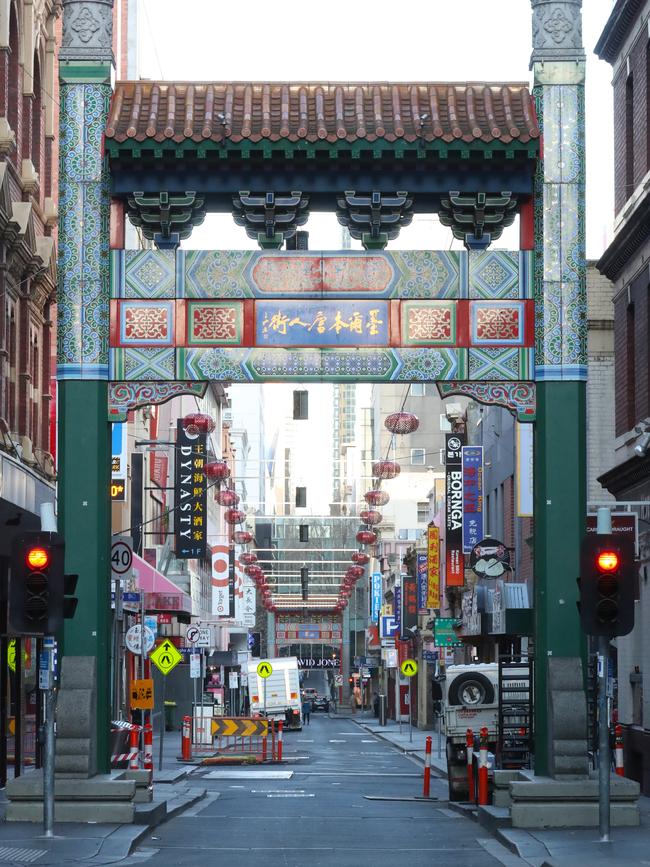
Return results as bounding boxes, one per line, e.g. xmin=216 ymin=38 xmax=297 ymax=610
xmin=58 ymin=0 xmax=114 ymax=773
xmin=530 ymin=0 xmax=587 ymax=776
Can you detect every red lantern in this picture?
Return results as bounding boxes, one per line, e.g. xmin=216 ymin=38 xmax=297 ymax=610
xmin=360 ymin=509 xmax=382 ymax=526
xmin=240 ymin=552 xmax=257 ymax=566
xmin=233 ymin=530 xmax=253 ymax=545
xmin=356 ymin=529 xmax=377 ymax=546
xmin=364 ymin=489 xmax=390 ymax=506
xmin=244 ymin=564 xmax=262 ymax=578
xmin=224 ymin=508 xmax=246 ymax=525
xmin=182 ymin=412 xmax=215 ymax=435
xmin=204 ymin=460 xmax=231 ymax=481
xmin=384 ymin=411 xmax=419 ymax=434
xmin=216 ymin=488 xmax=240 ymax=506
xmin=351 ymin=552 xmax=370 ymax=565
xmin=372 ymin=460 xmax=401 ymax=479
xmin=348 ymin=565 xmax=365 ymax=578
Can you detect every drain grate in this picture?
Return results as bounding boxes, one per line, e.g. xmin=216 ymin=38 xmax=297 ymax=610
xmin=0 ymin=846 xmax=46 ymax=864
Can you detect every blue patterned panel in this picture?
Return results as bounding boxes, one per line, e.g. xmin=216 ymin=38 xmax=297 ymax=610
xmin=181 ymin=347 xmax=252 ymax=382
xmin=469 ymin=251 xmax=519 ymax=299
xmin=390 ymin=251 xmax=464 ymax=299
xmin=393 ymin=348 xmax=462 ymax=381
xmin=124 ymin=250 xmax=177 ymax=298
xmin=122 ymin=347 xmax=176 ymax=381
xmin=468 ymin=347 xmax=522 ymax=381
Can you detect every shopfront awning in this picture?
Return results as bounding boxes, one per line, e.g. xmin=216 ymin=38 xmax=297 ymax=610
xmin=132 ymin=554 xmax=192 ymax=615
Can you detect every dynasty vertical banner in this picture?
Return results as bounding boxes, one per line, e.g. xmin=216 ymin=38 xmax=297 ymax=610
xmin=427 ymin=525 xmax=440 ymax=609
xmin=175 ymin=420 xmax=207 ymax=558
xmin=462 ymin=446 xmax=484 ymax=553
xmin=400 ymin=573 xmax=418 ymax=640
xmin=445 ymin=433 xmax=465 ymax=586
xmin=417 ymin=554 xmax=428 ymax=613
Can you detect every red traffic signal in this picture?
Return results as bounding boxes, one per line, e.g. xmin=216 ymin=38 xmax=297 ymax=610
xmin=578 ymin=534 xmax=635 ymax=638
xmin=26 ymin=546 xmax=50 ymax=571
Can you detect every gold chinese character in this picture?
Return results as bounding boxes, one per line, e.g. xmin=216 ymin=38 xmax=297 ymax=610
xmin=193 ymin=487 xmax=202 ymax=497
xmin=195 ymin=443 xmax=205 ymax=454
xmin=193 ymin=473 xmax=203 ymax=483
xmin=193 ymin=502 xmax=203 ymax=513
xmin=348 ymin=312 xmax=363 ymax=334
xmin=328 ymin=311 xmax=350 ymax=334
xmin=193 ymin=516 xmax=203 ymax=527
xmin=193 ymin=457 xmax=204 ymax=469
xmin=307 ymin=312 xmax=328 ymax=334
xmin=193 ymin=530 xmax=204 ymax=541
xmin=263 ymin=312 xmax=290 ymax=334
xmin=288 ymin=316 xmax=309 ymax=329
xmin=366 ymin=308 xmax=384 ymax=335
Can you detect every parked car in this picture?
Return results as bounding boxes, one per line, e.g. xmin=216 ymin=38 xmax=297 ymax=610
xmin=302 ymin=687 xmax=329 ymax=712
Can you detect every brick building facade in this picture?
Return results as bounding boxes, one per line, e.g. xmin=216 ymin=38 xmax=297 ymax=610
xmin=596 ymin=0 xmax=650 ymax=794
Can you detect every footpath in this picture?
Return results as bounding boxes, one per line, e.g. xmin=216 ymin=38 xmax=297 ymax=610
xmin=354 ymin=713 xmax=650 ymax=867
xmin=0 ymin=732 xmax=203 ymax=866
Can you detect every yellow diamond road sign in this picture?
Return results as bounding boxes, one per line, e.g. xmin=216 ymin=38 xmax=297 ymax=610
xmin=257 ymin=660 xmax=273 ymax=679
xmin=401 ymin=658 xmax=418 ymax=677
xmin=150 ymin=640 xmax=183 ymax=676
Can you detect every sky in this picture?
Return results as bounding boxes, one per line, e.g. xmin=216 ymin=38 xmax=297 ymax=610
xmin=136 ymin=0 xmax=615 ymax=260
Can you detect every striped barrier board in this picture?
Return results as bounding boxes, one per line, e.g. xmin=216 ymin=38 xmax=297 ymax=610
xmin=211 ymin=717 xmax=269 ymax=737
xmin=111 ymin=751 xmax=138 ymax=763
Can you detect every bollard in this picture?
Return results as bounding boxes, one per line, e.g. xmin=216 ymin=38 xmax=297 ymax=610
xmin=478 ymin=726 xmax=489 ymax=806
xmin=181 ymin=715 xmax=192 ymax=762
xmin=615 ymin=724 xmax=625 ymax=777
xmin=262 ymin=726 xmax=268 ymax=762
xmin=423 ymin=736 xmax=432 ymax=798
xmin=466 ymin=729 xmax=475 ymax=802
xmin=143 ymin=722 xmax=153 ymax=770
xmin=278 ymin=720 xmax=284 ymax=762
xmin=129 ymin=725 xmax=139 ymax=770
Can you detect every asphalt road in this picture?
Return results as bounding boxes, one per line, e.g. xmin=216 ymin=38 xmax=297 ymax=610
xmin=123 ymin=713 xmax=520 ymax=867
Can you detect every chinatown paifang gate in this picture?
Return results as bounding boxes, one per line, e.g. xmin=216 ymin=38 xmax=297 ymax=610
xmin=48 ymin=0 xmax=624 ymax=825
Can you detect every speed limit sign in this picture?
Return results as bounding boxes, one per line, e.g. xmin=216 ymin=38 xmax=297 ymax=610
xmin=111 ymin=536 xmax=133 ymax=581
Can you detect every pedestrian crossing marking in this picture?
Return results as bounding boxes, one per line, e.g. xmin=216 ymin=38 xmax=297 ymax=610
xmin=150 ymin=640 xmax=182 ymax=675
xmin=257 ymin=660 xmax=273 ymax=678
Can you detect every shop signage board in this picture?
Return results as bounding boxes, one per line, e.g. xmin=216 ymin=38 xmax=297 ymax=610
xmin=434 ymin=618 xmax=463 ymax=648
xmin=370 ymin=572 xmax=382 ymax=623
xmin=445 ymin=433 xmax=466 ymax=585
xmin=130 ymin=678 xmax=154 ymax=710
xmin=462 ymin=446 xmax=484 ymax=553
xmin=426 ymin=525 xmax=440 ymax=609
xmin=125 ymin=624 xmax=155 ymax=654
xmin=174 ymin=420 xmax=207 ymax=559
xmin=400 ymin=573 xmax=418 ymax=639
xmin=416 ymin=554 xmax=428 ymax=613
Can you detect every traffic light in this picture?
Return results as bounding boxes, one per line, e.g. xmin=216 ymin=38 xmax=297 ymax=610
xmin=578 ymin=534 xmax=635 ymax=637
xmin=9 ymin=532 xmax=65 ymax=635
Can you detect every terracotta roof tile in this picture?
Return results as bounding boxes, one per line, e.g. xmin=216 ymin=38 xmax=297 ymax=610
xmin=106 ymin=81 xmax=539 ymax=146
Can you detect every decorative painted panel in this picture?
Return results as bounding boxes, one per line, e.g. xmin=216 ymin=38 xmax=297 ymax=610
xmin=401 ymin=301 xmax=456 ymax=346
xmin=58 ymin=80 xmax=112 ymax=379
xmin=108 ymin=381 xmax=208 ymax=422
xmin=437 ymin=382 xmax=536 ymax=422
xmin=116 ymin=250 xmax=530 ymax=302
xmin=187 ymin=301 xmax=244 ymax=345
xmin=256 ymin=300 xmax=389 ymax=347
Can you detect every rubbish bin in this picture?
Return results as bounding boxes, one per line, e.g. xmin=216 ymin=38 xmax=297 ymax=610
xmin=164 ymin=701 xmax=178 ymax=732
xmin=378 ymin=694 xmax=387 ymax=726
xmin=110 ymin=728 xmax=131 ymax=769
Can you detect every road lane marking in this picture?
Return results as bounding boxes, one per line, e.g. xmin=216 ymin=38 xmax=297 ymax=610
xmin=329 ymin=739 xmax=346 ymax=743
xmin=204 ymin=770 xmax=293 ymax=780
xmin=267 ymin=793 xmax=315 ymax=798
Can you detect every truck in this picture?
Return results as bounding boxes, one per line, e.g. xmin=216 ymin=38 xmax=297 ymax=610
xmin=248 ymin=657 xmax=302 ymax=730
xmin=440 ymin=662 xmax=530 ymax=800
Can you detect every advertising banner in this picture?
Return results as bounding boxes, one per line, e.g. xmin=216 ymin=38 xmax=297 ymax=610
xmin=427 ymin=525 xmax=440 ymax=609
xmin=462 ymin=446 xmax=484 ymax=553
xmin=394 ymin=577 xmax=401 ymax=628
xmin=370 ymin=572 xmax=382 ymax=623
xmin=211 ymin=543 xmax=230 ymax=616
xmin=416 ymin=554 xmax=428 ymax=613
xmin=516 ymin=422 xmax=534 ymax=517
xmin=445 ymin=433 xmax=466 ymax=586
xmin=111 ymin=423 xmax=127 ymax=501
xmin=174 ymin=419 xmax=207 ymax=558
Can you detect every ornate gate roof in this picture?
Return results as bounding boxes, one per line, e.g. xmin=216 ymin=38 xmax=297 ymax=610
xmin=106 ymin=81 xmax=539 ymax=146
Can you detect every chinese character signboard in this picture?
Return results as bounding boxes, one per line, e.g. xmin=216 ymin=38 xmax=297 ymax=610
xmin=175 ymin=420 xmax=207 ymax=558
xmin=111 ymin=423 xmax=128 ymax=501
xmin=370 ymin=572 xmax=382 ymax=623
xmin=258 ymin=301 xmax=389 ymax=347
xmin=400 ymin=573 xmax=418 ymax=639
xmin=462 ymin=446 xmax=484 ymax=553
xmin=445 ymin=433 xmax=466 ymax=586
xmin=394 ymin=577 xmax=401 ymax=628
xmin=416 ymin=554 xmax=428 ymax=613
xmin=427 ymin=525 xmax=440 ymax=609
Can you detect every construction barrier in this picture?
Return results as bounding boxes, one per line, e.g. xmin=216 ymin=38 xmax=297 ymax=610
xmin=466 ymin=729 xmax=475 ymax=803
xmin=207 ymin=717 xmax=275 ymax=763
xmin=129 ymin=726 xmax=139 ymax=770
xmin=478 ymin=726 xmax=489 ymax=806
xmin=110 ymin=720 xmax=141 ymax=767
xmin=614 ymin=724 xmax=625 ymax=777
xmin=423 ymin=735 xmax=432 ymax=798
xmin=277 ymin=721 xmax=284 ymax=762
xmin=143 ymin=722 xmax=153 ymax=771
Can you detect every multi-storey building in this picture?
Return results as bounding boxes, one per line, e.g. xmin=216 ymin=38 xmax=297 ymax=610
xmin=596 ymin=0 xmax=650 ymax=794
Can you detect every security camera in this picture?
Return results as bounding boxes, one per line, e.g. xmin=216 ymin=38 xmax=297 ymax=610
xmin=635 ymin=432 xmax=650 ymax=458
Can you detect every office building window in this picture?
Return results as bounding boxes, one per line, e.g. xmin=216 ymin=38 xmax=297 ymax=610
xmin=411 ymin=448 xmax=426 ymax=465
xmin=417 ymin=501 xmax=430 ymax=523
xmin=410 ymin=383 xmax=425 ymax=396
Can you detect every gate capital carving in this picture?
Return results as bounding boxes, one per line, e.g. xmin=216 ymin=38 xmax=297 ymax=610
xmin=61 ymin=0 xmax=114 ymax=62
xmin=530 ymin=0 xmax=585 ymax=65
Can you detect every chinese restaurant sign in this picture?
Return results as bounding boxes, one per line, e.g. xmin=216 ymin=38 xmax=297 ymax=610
xmin=417 ymin=554 xmax=428 ymax=613
xmin=427 ymin=525 xmax=440 ymax=609
xmin=445 ymin=433 xmax=466 ymax=586
xmin=174 ymin=420 xmax=207 ymax=558
xmin=258 ymin=301 xmax=388 ymax=346
xmin=462 ymin=446 xmax=484 ymax=553
xmin=400 ymin=573 xmax=418 ymax=640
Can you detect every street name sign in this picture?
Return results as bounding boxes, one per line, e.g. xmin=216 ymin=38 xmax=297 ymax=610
xmin=150 ymin=640 xmax=183 ymax=675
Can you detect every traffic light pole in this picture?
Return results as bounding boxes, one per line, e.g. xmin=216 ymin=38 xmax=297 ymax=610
xmin=597 ymin=507 xmax=612 ymax=843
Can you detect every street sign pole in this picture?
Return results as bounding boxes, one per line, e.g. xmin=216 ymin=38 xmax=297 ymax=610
xmin=409 ymin=678 xmax=413 ymax=743
xmin=597 ymin=506 xmax=611 ymax=843
xmin=42 ymin=639 xmax=55 ymax=838
xmin=158 ymin=674 xmax=166 ymax=772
